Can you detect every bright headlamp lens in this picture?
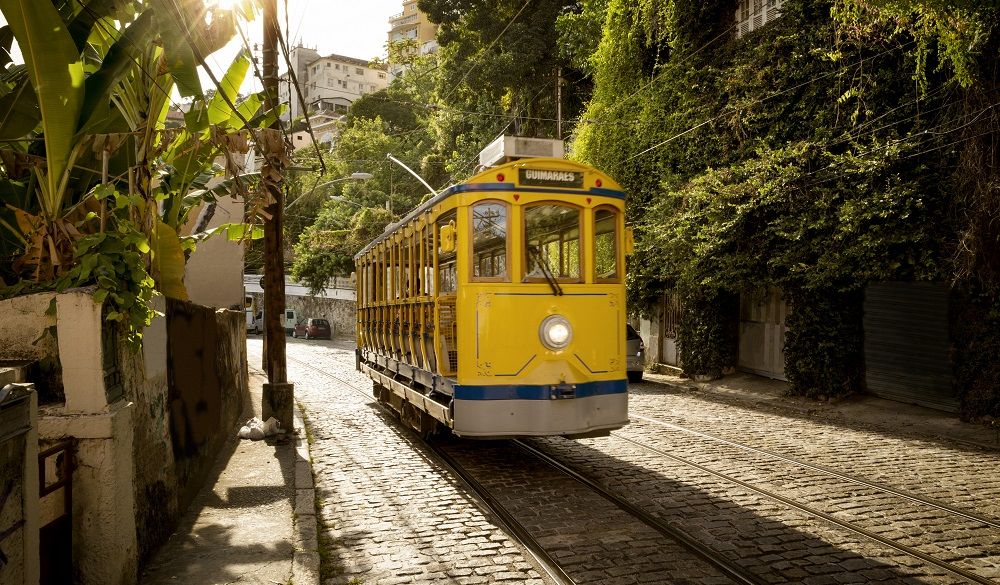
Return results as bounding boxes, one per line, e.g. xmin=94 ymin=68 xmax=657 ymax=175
xmin=548 ymin=323 xmax=570 ymax=344
xmin=540 ymin=315 xmax=573 ymax=350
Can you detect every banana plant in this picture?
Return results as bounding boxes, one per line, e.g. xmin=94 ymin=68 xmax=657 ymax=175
xmin=0 ymin=0 xmax=270 ymax=336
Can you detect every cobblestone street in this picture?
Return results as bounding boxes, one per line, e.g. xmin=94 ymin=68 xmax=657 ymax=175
xmin=251 ymin=337 xmax=1000 ymax=585
xmin=249 ymin=338 xmax=546 ymax=585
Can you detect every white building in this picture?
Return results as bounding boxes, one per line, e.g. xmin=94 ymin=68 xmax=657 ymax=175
xmin=290 ymin=112 xmax=344 ymax=152
xmin=278 ymin=47 xmax=389 ymax=122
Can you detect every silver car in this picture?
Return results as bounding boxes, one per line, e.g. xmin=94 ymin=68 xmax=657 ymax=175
xmin=626 ymin=324 xmax=645 ymax=382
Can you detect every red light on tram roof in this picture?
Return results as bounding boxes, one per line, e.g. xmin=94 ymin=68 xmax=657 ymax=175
xmin=595 ymin=179 xmax=603 ymax=188
xmin=497 ymin=173 xmax=505 ymax=182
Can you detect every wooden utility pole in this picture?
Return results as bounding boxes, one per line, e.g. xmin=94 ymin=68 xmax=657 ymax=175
xmin=260 ymin=0 xmax=294 ymax=432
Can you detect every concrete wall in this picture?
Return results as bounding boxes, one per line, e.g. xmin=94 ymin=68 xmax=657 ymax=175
xmin=0 ymin=385 xmax=40 ymax=585
xmin=249 ymin=292 xmax=356 ymax=339
xmin=183 ymin=194 xmax=245 ymax=310
xmin=128 ymin=297 xmax=179 ymax=563
xmin=0 ymin=290 xmax=250 ymax=583
xmin=166 ymin=299 xmax=248 ymax=511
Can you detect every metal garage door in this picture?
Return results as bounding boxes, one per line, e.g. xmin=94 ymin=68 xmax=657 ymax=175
xmin=738 ymin=288 xmax=788 ymax=381
xmin=863 ymin=282 xmax=957 ymax=412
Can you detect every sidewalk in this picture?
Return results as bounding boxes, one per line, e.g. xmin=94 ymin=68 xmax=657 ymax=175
xmin=642 ymin=367 xmax=1000 ymax=452
xmin=138 ymin=372 xmax=318 ymax=585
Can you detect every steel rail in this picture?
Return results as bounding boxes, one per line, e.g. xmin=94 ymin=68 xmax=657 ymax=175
xmin=630 ymin=414 xmax=1000 ymax=530
xmin=427 ymin=443 xmax=577 ymax=585
xmin=283 ymin=353 xmax=577 ymax=585
xmin=511 ymin=440 xmax=764 ymax=585
xmin=612 ymin=433 xmax=999 ymax=585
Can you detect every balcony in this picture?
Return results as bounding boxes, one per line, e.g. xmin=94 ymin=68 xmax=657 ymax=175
xmin=389 ymin=14 xmax=419 ymax=29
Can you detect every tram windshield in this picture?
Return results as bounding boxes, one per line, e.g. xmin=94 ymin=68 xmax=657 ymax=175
xmin=523 ymin=204 xmax=581 ymax=282
xmin=472 ymin=202 xmax=508 ymax=280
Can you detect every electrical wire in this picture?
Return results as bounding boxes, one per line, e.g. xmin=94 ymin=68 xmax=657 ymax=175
xmin=271 ymin=5 xmax=327 ymax=174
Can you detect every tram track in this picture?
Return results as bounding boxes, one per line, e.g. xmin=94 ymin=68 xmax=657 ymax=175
xmin=286 ymin=351 xmax=760 ymax=585
xmin=508 ymin=439 xmax=762 ymax=585
xmin=285 ymin=353 xmax=577 ymax=585
xmin=285 ymin=347 xmax=999 ymax=584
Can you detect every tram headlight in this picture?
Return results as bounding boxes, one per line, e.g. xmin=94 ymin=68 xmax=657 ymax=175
xmin=539 ymin=315 xmax=573 ymax=350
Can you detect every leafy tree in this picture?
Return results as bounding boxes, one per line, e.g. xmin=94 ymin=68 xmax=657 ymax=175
xmin=572 ymin=0 xmax=998 ymax=407
xmin=418 ymin=0 xmax=590 ymax=174
xmin=291 ymin=205 xmax=393 ymax=293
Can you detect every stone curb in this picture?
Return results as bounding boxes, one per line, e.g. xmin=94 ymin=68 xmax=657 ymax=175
xmin=292 ymin=403 xmax=320 ymax=585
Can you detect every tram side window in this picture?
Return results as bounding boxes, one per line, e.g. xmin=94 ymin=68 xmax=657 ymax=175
xmin=523 ymin=204 xmax=581 ymax=281
xmin=594 ymin=207 xmax=619 ymax=281
xmin=437 ymin=211 xmax=457 ymax=294
xmin=472 ymin=202 xmax=508 ymax=280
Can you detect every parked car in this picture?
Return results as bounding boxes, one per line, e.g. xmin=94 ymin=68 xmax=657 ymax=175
xmin=626 ymin=324 xmax=645 ymax=382
xmin=283 ymin=309 xmax=298 ymax=335
xmin=293 ymin=318 xmax=332 ymax=340
xmin=246 ymin=310 xmax=261 ymax=335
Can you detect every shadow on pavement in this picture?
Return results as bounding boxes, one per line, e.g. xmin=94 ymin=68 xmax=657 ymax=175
xmin=139 ymin=375 xmax=297 ymax=585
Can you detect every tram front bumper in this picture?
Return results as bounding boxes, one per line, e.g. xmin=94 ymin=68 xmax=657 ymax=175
xmin=451 ymin=384 xmax=628 ymax=437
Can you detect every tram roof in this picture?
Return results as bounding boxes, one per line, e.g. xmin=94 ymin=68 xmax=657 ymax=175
xmin=353 ymin=158 xmax=626 ymax=260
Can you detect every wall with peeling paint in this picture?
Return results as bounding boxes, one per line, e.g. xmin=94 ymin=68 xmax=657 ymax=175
xmin=165 ymin=299 xmax=248 ymax=511
xmin=0 ymin=291 xmax=249 ymax=583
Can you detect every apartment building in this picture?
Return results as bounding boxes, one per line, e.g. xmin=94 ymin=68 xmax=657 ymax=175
xmin=387 ymin=0 xmax=438 ymax=76
xmin=278 ymin=46 xmax=389 ymax=121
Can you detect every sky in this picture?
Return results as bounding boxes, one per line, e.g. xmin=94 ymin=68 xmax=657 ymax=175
xmin=205 ymin=0 xmax=402 ymax=93
xmin=1 ymin=0 xmax=403 ymax=94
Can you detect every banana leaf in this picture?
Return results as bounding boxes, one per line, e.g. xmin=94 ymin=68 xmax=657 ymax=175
xmin=150 ymin=220 xmax=188 ymax=300
xmin=79 ymin=9 xmax=157 ymax=132
xmin=0 ymin=0 xmax=85 ymax=216
xmin=149 ymin=0 xmax=201 ymax=98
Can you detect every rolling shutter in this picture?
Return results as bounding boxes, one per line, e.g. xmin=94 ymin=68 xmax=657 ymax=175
xmin=863 ymin=282 xmax=957 ymax=412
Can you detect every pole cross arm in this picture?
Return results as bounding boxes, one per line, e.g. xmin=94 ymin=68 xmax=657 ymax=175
xmin=386 ymin=153 xmax=437 ymax=197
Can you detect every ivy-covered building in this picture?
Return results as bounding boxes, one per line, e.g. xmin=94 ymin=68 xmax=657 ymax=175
xmin=571 ymin=0 xmax=1000 ymax=419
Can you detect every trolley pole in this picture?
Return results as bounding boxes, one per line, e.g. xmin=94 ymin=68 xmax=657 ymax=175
xmin=260 ymin=0 xmax=294 ymax=432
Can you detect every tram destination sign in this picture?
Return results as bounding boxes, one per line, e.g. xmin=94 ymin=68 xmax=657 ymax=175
xmin=518 ymin=168 xmax=584 ymax=188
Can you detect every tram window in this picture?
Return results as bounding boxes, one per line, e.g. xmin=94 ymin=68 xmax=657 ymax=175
xmin=523 ymin=204 xmax=581 ymax=281
xmin=594 ymin=208 xmax=619 ymax=281
xmin=437 ymin=211 xmax=457 ymax=294
xmin=472 ymin=202 xmax=508 ymax=280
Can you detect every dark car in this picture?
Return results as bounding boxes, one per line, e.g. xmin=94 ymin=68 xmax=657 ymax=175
xmin=626 ymin=324 xmax=646 ymax=382
xmin=292 ymin=318 xmax=332 ymax=340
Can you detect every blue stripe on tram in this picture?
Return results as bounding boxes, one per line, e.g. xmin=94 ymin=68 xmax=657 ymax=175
xmin=454 ymin=379 xmax=628 ymax=401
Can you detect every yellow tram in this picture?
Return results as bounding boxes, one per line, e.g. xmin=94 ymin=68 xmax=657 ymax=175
xmin=355 ymin=157 xmax=632 ymax=437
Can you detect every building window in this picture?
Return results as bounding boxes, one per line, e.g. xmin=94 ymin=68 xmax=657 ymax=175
xmin=355 ymin=67 xmax=363 ymax=75
xmin=379 ymin=73 xmax=386 ymax=79
xmin=335 ymin=63 xmax=340 ymax=70
xmin=735 ymin=0 xmax=785 ymax=38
